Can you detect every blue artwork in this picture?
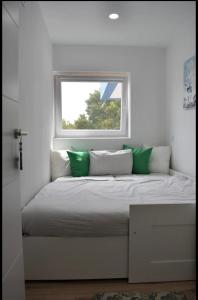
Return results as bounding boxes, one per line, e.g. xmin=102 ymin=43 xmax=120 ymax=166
xmin=183 ymin=56 xmax=196 ymax=109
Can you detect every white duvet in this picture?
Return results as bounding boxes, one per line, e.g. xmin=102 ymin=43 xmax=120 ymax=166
xmin=22 ymin=173 xmax=195 ymax=237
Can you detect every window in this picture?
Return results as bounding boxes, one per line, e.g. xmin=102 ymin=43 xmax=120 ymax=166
xmin=54 ymin=72 xmax=130 ymax=138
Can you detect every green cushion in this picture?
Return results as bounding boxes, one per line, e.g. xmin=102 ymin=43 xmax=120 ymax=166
xmin=67 ymin=151 xmax=90 ymax=177
xmin=123 ymin=144 xmax=152 ymax=174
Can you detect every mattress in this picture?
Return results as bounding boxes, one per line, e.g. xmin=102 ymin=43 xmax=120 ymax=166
xmin=22 ymin=173 xmax=195 ymax=237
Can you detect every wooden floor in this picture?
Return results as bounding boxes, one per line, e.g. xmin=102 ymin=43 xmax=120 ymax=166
xmin=25 ymin=280 xmax=196 ymax=300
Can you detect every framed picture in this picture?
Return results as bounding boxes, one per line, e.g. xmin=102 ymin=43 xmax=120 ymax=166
xmin=183 ymin=56 xmax=196 ymax=109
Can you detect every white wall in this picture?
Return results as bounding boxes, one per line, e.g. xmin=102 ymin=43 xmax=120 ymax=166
xmin=165 ymin=5 xmax=195 ymax=176
xmin=53 ymin=45 xmax=166 ymax=151
xmin=19 ymin=2 xmax=54 ymax=207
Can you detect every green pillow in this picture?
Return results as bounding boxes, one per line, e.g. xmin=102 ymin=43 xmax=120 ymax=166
xmin=67 ymin=151 xmax=90 ymax=177
xmin=123 ymin=144 xmax=152 ymax=174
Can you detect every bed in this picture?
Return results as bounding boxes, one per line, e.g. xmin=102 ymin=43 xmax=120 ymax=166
xmin=22 ymin=171 xmax=196 ymax=282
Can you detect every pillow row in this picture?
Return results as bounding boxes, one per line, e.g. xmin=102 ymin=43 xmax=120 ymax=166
xmin=67 ymin=146 xmax=153 ymax=177
xmin=68 ymin=149 xmax=133 ymax=177
xmin=51 ymin=145 xmax=171 ymax=179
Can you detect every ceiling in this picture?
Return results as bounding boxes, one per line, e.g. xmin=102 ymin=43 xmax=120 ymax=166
xmin=39 ymin=1 xmax=195 ymax=47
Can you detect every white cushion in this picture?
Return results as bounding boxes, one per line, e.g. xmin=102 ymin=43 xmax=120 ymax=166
xmin=51 ymin=150 xmax=71 ymax=181
xmin=144 ymin=145 xmax=171 ymax=174
xmin=89 ymin=149 xmax=133 ymax=175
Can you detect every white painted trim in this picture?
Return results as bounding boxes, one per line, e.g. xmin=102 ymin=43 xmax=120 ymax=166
xmin=2 ymin=2 xmax=19 ymax=28
xmin=3 ymin=249 xmax=23 ymax=283
xmin=54 ymin=71 xmax=130 ymax=139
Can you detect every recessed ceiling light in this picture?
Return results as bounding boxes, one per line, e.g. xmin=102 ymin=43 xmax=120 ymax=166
xmin=108 ymin=13 xmax=119 ymax=20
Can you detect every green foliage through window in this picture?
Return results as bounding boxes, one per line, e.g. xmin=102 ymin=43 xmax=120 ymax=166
xmin=62 ymin=90 xmax=121 ymax=130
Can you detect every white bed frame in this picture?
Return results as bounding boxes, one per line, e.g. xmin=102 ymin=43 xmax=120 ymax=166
xmin=23 ymin=171 xmax=196 ymax=283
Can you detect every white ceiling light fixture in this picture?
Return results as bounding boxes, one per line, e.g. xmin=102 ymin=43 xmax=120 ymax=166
xmin=108 ymin=13 xmax=119 ymax=20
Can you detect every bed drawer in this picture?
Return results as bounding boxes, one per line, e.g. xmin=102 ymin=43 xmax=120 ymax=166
xmin=129 ymin=203 xmax=196 ymax=283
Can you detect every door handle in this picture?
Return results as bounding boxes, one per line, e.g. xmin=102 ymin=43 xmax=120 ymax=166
xmin=14 ymin=129 xmax=28 ymax=170
xmin=14 ymin=128 xmax=29 ymax=139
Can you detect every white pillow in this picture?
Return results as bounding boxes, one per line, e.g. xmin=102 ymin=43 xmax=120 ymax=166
xmin=143 ymin=145 xmax=171 ymax=174
xmin=51 ymin=150 xmax=71 ymax=181
xmin=89 ymin=149 xmax=133 ymax=175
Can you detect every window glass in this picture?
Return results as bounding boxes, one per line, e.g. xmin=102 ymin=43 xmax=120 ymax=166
xmin=61 ymin=81 xmax=122 ymax=130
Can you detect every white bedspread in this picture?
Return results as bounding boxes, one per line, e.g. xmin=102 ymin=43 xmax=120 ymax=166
xmin=22 ymin=173 xmax=195 ymax=237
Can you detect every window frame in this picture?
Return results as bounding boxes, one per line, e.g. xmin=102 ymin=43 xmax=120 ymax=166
xmin=54 ymin=71 xmax=130 ymax=139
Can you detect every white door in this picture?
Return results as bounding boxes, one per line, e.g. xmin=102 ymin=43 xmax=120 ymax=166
xmin=2 ymin=2 xmax=26 ymax=299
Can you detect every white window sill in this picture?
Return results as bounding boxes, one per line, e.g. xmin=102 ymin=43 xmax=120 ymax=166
xmin=53 ymin=136 xmax=131 ymax=140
